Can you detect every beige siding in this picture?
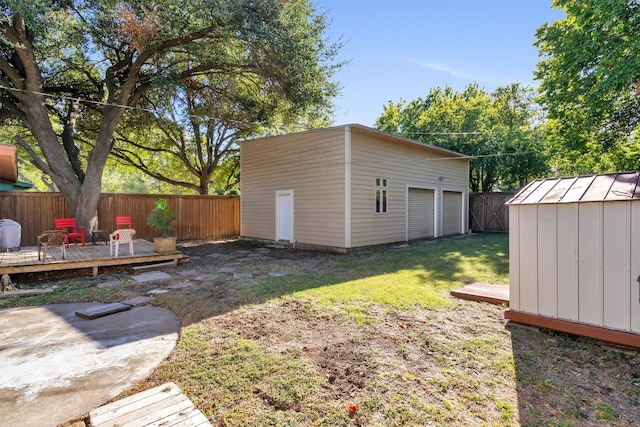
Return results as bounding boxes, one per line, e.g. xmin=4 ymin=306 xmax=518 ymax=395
xmin=578 ymin=203 xmax=604 ymax=326
xmin=350 ymin=132 xmax=469 ymax=247
xmin=241 ymin=129 xmax=346 ymax=247
xmin=537 ymin=204 xmax=557 ymax=317
xmin=632 ymin=203 xmax=640 ymax=333
xmin=508 ymin=205 xmax=520 ymax=311
xmin=603 ymin=202 xmax=630 ymax=330
xmin=512 ymin=200 xmax=640 ymax=333
xmin=556 ymin=204 xmax=579 ymax=321
xmin=518 ymin=205 xmax=538 ymax=314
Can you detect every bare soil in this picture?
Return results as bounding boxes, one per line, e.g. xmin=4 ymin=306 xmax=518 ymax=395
xmin=168 ymin=240 xmax=640 ymax=426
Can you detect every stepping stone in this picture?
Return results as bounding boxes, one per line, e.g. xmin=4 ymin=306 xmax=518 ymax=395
xmin=301 ymin=270 xmax=319 ymax=276
xmin=75 ymin=303 xmax=131 ymax=320
xmin=279 ymin=258 xmax=294 ymax=263
xmin=167 ymin=282 xmax=193 ymax=290
xmin=97 ymin=280 xmax=121 ymax=288
xmin=217 ymin=267 xmax=235 ymax=273
xmin=235 ymin=257 xmax=253 ymax=262
xmin=148 ymin=289 xmax=169 ymax=295
xmin=298 ymin=262 xmax=315 ymax=267
xmin=133 ymin=271 xmax=172 ymax=283
xmin=207 ymin=253 xmax=226 ymax=258
xmin=331 ymin=269 xmax=351 ymax=274
xmin=177 ymin=269 xmax=199 ymax=277
xmin=121 ymin=296 xmax=152 ymax=306
xmin=235 ymin=250 xmax=252 ymax=254
xmin=233 ymin=272 xmax=253 ymax=279
xmin=269 ymin=272 xmax=287 ymax=277
xmin=256 ymin=248 xmax=270 ymax=252
xmin=194 ymin=274 xmax=218 ymax=281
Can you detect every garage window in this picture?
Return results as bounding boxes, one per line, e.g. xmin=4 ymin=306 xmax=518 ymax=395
xmin=375 ymin=178 xmax=388 ymax=213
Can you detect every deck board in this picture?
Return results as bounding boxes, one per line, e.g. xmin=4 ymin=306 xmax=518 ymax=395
xmin=90 ymin=382 xmax=212 ymax=427
xmin=450 ymin=282 xmax=510 ymax=306
xmin=0 ymin=239 xmax=183 ymax=280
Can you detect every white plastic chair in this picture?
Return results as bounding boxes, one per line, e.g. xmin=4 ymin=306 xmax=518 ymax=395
xmin=109 ymin=228 xmax=135 ymax=257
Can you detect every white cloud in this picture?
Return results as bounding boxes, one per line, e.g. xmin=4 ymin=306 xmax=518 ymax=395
xmin=409 ymin=59 xmax=516 ymax=87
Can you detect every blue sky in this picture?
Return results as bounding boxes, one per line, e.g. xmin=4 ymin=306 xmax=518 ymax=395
xmin=314 ymin=1 xmax=565 ymax=127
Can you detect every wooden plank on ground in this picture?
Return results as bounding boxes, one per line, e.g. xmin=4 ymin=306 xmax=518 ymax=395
xmin=450 ymin=282 xmax=510 ymax=306
xmin=132 ymin=260 xmax=178 ymax=273
xmin=75 ymin=302 xmax=131 ymax=320
xmin=0 ymin=288 xmax=53 ymax=298
xmin=90 ymin=382 xmax=212 ymax=427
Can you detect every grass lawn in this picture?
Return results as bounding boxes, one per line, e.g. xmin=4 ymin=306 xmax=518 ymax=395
xmin=3 ymin=233 xmax=640 ymax=426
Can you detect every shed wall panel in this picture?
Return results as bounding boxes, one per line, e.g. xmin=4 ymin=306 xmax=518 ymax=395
xmin=508 ymin=205 xmax=520 ymax=311
xmin=537 ymin=205 xmax=557 ymax=317
xmin=578 ymin=203 xmax=604 ymax=326
xmin=603 ymin=202 xmax=631 ymax=330
xmin=631 ymin=203 xmax=640 ymax=333
xmin=556 ymin=204 xmax=579 ymax=321
xmin=518 ymin=205 xmax=538 ymax=314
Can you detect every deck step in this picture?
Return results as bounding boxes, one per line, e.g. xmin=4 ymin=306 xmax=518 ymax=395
xmin=75 ymin=302 xmax=131 ymax=320
xmin=132 ymin=260 xmax=178 ymax=273
xmin=89 ymin=382 xmax=212 ymax=427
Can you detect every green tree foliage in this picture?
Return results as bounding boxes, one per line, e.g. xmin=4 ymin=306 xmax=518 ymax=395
xmin=0 ymin=0 xmax=341 ymax=230
xmin=376 ymin=83 xmax=548 ymax=192
xmin=535 ymin=0 xmax=640 ymax=173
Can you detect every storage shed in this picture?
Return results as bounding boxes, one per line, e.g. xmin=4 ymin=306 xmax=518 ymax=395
xmin=506 ymin=171 xmax=640 ymax=348
xmin=240 ymin=124 xmax=469 ymax=251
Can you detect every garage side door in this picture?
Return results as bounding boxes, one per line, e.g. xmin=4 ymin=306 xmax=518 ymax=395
xmin=442 ymin=191 xmax=462 ymax=235
xmin=408 ymin=188 xmax=434 ymax=240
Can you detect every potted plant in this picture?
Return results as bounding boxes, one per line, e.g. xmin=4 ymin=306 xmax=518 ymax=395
xmin=146 ymin=198 xmax=178 ymax=253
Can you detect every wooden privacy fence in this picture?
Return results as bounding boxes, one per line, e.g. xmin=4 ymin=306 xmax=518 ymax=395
xmin=0 ymin=193 xmax=240 ymax=246
xmin=468 ymin=192 xmax=515 ymax=233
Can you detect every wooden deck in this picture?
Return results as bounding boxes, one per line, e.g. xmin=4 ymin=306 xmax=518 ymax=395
xmin=0 ymin=239 xmax=183 ymax=282
xmin=90 ymin=382 xmax=212 ymax=427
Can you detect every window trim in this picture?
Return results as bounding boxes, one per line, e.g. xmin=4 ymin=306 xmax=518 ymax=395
xmin=375 ymin=177 xmax=388 ymax=214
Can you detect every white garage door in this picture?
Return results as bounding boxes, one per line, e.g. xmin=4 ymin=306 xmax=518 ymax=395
xmin=442 ymin=191 xmax=463 ymax=235
xmin=408 ymin=188 xmax=435 ymax=240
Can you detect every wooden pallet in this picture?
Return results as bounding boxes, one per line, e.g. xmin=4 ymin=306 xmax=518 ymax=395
xmin=90 ymin=382 xmax=211 ymax=427
xmin=450 ymin=282 xmax=509 ymax=306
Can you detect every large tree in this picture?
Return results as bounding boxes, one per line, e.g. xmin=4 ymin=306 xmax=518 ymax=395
xmin=376 ymin=83 xmax=548 ymax=192
xmin=0 ymin=0 xmax=340 ymax=231
xmin=535 ymin=0 xmax=640 ymax=170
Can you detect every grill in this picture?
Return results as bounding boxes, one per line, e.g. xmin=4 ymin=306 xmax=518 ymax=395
xmin=0 ymin=219 xmax=21 ymax=251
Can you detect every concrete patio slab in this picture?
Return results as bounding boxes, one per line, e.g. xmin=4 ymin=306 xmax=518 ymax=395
xmin=0 ymin=303 xmax=180 ymax=427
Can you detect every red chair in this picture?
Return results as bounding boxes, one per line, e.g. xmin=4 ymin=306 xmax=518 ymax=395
xmin=54 ymin=217 xmax=85 ymax=246
xmin=116 ymin=216 xmax=132 ymax=229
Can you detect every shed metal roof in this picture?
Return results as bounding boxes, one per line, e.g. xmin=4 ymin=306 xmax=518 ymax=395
xmin=508 ymin=171 xmax=640 ymax=205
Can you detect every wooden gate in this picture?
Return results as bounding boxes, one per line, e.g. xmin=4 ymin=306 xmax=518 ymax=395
xmin=468 ymin=192 xmax=515 ymax=233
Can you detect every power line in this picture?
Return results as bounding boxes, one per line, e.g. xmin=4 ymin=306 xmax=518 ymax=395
xmin=0 ymin=84 xmax=547 ymax=163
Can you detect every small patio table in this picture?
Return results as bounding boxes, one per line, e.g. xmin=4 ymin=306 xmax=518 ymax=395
xmin=91 ymin=229 xmax=109 ymax=245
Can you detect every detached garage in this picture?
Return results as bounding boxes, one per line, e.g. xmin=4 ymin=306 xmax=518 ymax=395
xmin=506 ymin=171 xmax=640 ymax=348
xmin=240 ymin=124 xmax=469 ymax=251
